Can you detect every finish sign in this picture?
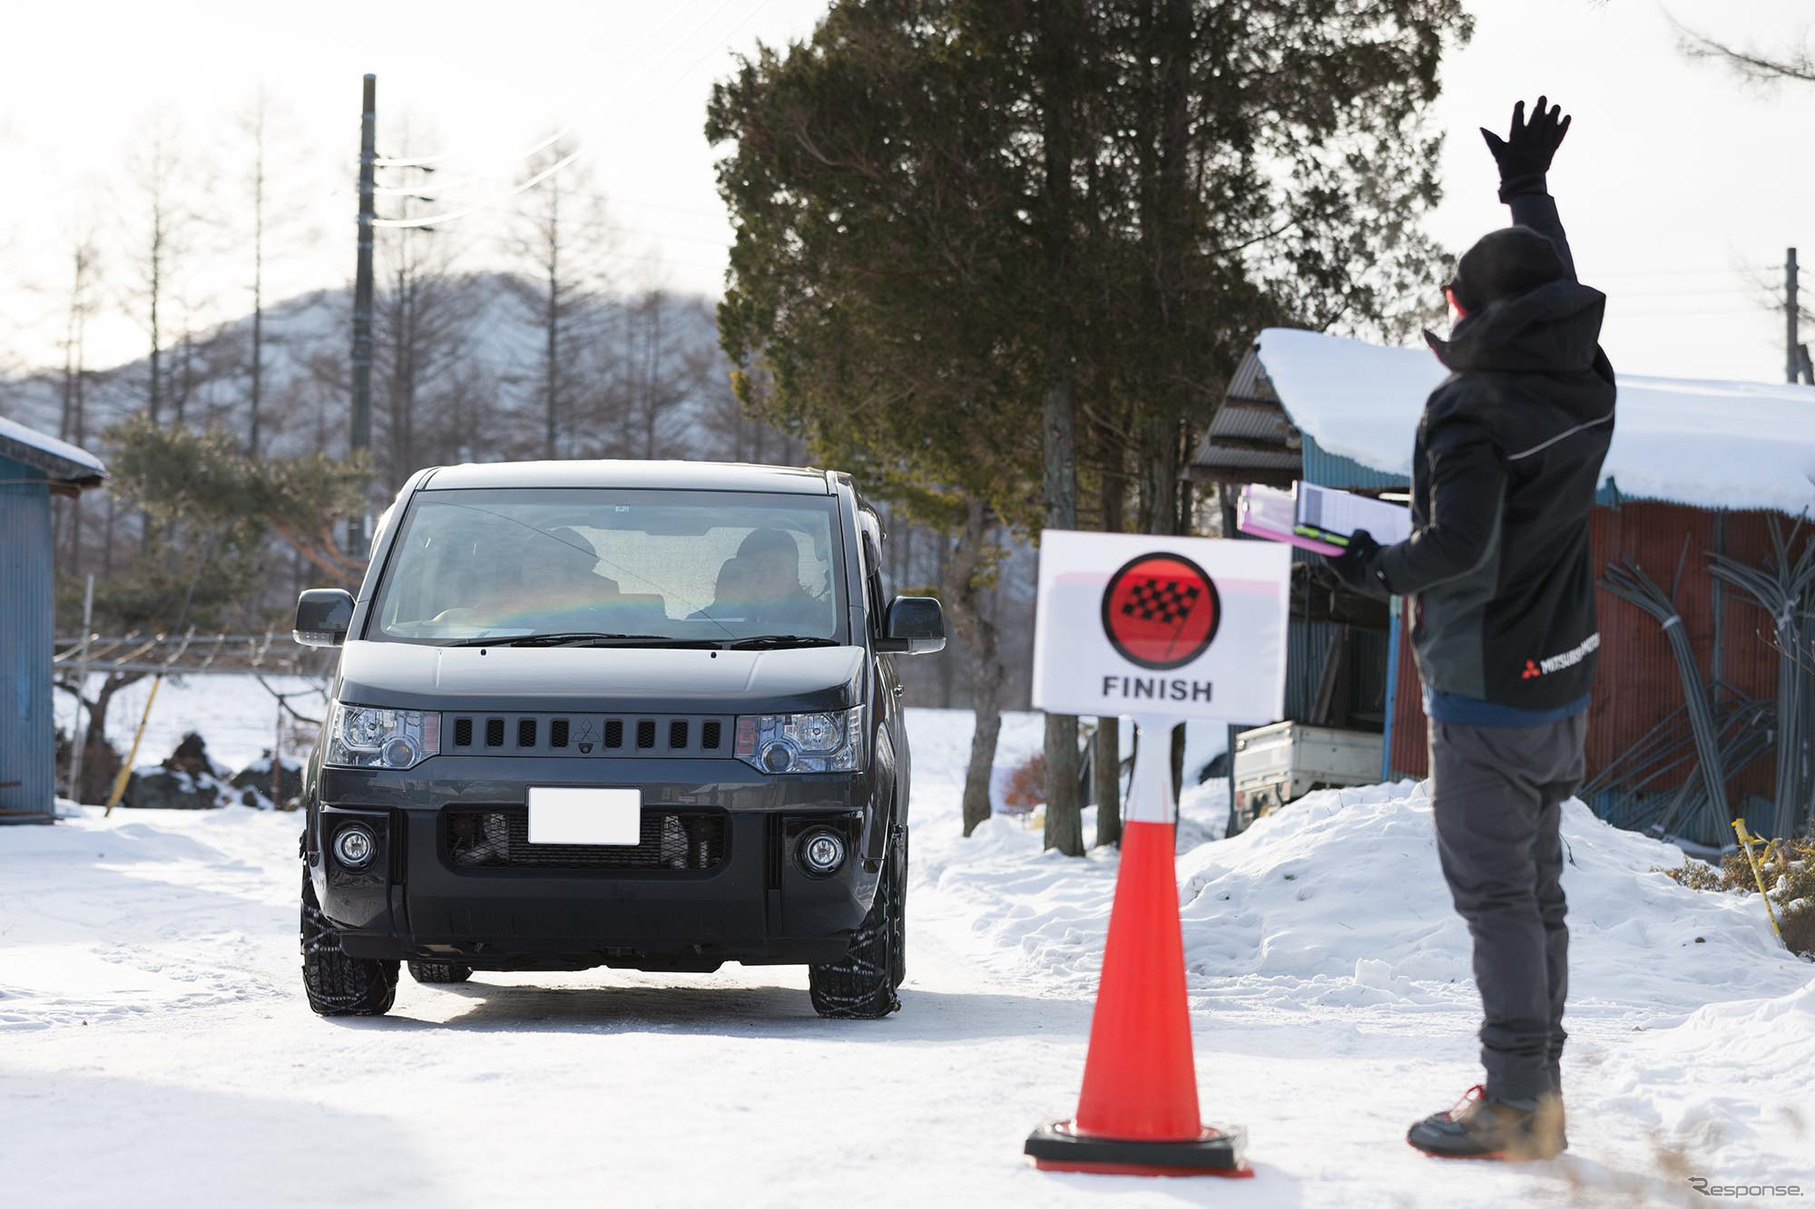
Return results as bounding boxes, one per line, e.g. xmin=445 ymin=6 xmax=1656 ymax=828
xmin=1032 ymin=531 xmax=1291 ymax=724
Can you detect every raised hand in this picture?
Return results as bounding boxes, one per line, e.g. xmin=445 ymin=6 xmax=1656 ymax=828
xmin=1480 ymin=97 xmax=1571 ymax=200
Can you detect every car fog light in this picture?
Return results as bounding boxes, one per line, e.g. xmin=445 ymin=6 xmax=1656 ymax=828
xmin=334 ymin=824 xmax=377 ymax=869
xmin=800 ymin=829 xmax=846 ymax=875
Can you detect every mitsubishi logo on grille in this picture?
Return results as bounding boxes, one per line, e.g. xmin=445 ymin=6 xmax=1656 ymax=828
xmin=577 ymin=720 xmax=595 ymax=754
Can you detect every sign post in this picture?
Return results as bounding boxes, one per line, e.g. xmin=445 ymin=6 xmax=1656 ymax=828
xmin=1024 ymin=531 xmax=1290 ymax=1178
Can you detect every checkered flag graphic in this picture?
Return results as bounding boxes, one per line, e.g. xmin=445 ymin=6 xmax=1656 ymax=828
xmin=1121 ymin=577 xmax=1201 ymax=626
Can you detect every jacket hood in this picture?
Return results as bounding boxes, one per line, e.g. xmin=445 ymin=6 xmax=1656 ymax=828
xmin=1424 ymin=277 xmax=1607 ymax=376
xmin=1446 ymin=225 xmax=1566 ymax=312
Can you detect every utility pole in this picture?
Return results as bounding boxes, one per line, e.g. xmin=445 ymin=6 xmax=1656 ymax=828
xmin=1786 ymin=247 xmax=1800 ymax=385
xmin=349 ymin=73 xmax=377 ymax=553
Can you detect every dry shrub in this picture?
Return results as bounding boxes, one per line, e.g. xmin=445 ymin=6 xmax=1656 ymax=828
xmin=1659 ymin=833 xmax=1815 ymax=958
xmin=1001 ymin=752 xmax=1045 ymax=813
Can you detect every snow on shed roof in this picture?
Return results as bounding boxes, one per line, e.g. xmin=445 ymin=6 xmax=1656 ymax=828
xmin=1254 ymin=328 xmax=1815 ymax=516
xmin=0 ymin=414 xmax=106 ymax=484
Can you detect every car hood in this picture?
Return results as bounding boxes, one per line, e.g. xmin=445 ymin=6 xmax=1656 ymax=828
xmin=333 ymin=641 xmax=866 ymax=714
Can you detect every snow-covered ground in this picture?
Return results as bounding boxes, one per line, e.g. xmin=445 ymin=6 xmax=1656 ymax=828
xmin=4 ymin=703 xmax=1812 ymax=1207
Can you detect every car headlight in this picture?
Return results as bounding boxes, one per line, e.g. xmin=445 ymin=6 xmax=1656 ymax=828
xmin=734 ymin=707 xmax=862 ymax=774
xmin=325 ymin=703 xmax=441 ymax=769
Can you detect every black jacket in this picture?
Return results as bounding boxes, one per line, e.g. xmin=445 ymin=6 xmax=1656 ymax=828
xmin=1374 ymin=192 xmax=1616 ymax=709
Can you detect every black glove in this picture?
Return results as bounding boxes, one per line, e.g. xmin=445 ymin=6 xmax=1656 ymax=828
xmin=1481 ymin=96 xmax=1571 ymax=202
xmin=1325 ymin=530 xmax=1392 ymax=598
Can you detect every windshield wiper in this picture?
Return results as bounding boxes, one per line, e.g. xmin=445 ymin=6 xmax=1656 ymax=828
xmin=723 ymin=635 xmax=843 ymax=650
xmin=449 ymin=632 xmax=700 ymax=648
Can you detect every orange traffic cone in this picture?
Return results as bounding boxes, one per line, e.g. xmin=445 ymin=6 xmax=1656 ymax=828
xmin=1024 ymin=716 xmax=1251 ymax=1177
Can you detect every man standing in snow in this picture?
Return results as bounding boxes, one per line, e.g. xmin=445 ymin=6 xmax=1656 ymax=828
xmin=1325 ymin=97 xmax=1615 ymax=1160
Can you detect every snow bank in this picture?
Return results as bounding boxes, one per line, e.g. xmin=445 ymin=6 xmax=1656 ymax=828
xmin=1256 ymin=327 xmax=1815 ymax=515
xmin=912 ymin=766 xmax=1815 ymax=1198
xmin=920 ymin=776 xmax=1809 ymax=1023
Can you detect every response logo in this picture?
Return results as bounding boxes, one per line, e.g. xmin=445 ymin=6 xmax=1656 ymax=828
xmin=1100 ymin=553 xmax=1221 ymax=671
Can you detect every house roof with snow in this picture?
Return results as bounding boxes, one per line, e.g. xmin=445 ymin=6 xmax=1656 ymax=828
xmin=0 ymin=414 xmax=106 ymax=490
xmin=1192 ymin=328 xmax=1815 ymax=516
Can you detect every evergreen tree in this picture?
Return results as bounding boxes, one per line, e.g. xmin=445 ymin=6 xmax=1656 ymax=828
xmin=708 ymin=0 xmax=1470 ymax=846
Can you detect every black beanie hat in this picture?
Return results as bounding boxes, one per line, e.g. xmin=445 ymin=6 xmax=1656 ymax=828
xmin=1447 ymin=226 xmax=1567 ymax=312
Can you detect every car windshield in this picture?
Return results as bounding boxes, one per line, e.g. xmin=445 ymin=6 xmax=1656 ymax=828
xmin=369 ymin=487 xmax=848 ymax=646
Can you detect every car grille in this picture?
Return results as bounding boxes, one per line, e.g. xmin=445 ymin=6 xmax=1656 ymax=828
xmin=443 ymin=808 xmax=728 ymax=871
xmin=441 ymin=712 xmax=733 ymax=758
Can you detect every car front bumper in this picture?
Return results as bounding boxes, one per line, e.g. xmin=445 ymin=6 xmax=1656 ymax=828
xmin=307 ymin=756 xmax=884 ymax=970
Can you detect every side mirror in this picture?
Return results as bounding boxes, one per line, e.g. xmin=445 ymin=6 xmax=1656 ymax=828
xmin=877 ymin=595 xmax=945 ymax=655
xmin=294 ymin=588 xmax=355 ymax=648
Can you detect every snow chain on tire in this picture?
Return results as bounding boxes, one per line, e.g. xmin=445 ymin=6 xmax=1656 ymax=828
xmin=889 ymin=824 xmax=907 ymax=989
xmin=808 ymin=822 xmax=904 ymax=1019
xmin=300 ymin=871 xmax=398 ymax=1017
xmin=408 ymin=959 xmax=475 ymax=985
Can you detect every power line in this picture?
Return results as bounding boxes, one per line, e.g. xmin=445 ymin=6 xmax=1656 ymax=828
xmin=1614 ymin=308 xmax=1776 ymax=319
xmin=373 ymin=150 xmax=583 ymax=229
xmin=1610 ymin=286 xmax=1765 ymax=299
xmin=372 ymin=0 xmax=769 ymax=232
xmin=1586 ymin=265 xmax=1776 ymax=280
xmin=372 ymin=0 xmax=734 ymax=172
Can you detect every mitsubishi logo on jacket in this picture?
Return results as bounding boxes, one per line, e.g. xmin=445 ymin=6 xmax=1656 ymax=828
xmin=1521 ymin=632 xmax=1600 ymax=679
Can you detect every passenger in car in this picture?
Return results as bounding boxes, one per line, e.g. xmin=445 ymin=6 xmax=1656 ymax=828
xmin=735 ymin=528 xmax=829 ymax=630
xmin=691 ymin=555 xmax=759 ymax=621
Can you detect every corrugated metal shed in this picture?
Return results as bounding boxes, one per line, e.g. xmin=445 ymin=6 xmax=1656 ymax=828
xmin=1195 ymin=347 xmax=1399 ymax=742
xmin=1300 ymin=433 xmax=1408 ymax=494
xmin=1191 ymin=347 xmax=1413 ymax=497
xmin=1202 ymin=333 xmax=1810 ymax=840
xmin=1389 ymin=503 xmax=1791 ymax=831
xmin=1188 ymin=348 xmax=1303 ymax=487
xmin=0 ymin=422 xmax=107 ymax=824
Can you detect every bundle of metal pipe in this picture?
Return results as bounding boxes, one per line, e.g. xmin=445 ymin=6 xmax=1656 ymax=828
xmin=1602 ymin=560 xmax=1732 ymax=836
xmin=1708 ymin=517 xmax=1815 ymax=838
xmin=1581 ymin=686 xmax=1773 ymax=846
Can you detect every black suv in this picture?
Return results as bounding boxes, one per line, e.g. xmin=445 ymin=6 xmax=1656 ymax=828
xmin=292 ymin=461 xmax=943 ymax=1019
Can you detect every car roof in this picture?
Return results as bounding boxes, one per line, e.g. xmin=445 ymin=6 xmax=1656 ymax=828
xmin=419 ymin=460 xmax=835 ymax=494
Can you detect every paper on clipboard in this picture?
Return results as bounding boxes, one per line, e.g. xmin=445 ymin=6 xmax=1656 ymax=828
xmin=1296 ymin=483 xmax=1412 ymax=547
xmin=1236 ymin=482 xmax=1411 ymax=553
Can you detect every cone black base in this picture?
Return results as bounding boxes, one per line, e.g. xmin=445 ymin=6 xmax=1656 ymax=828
xmin=1025 ymin=1120 xmax=1253 ymax=1178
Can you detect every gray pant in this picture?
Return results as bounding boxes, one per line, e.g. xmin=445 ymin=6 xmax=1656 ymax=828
xmin=1428 ymin=713 xmax=1586 ymax=1102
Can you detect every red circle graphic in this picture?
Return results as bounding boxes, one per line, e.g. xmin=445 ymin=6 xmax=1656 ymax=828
xmin=1100 ymin=553 xmax=1221 ymax=671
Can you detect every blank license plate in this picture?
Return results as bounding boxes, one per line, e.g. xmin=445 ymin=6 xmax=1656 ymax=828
xmin=527 ymin=787 xmax=642 ymax=846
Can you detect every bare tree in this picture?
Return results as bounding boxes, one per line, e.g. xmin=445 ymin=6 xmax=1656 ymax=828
xmin=123 ymin=118 xmax=189 ymax=427
xmin=243 ymin=90 xmax=272 ymax=457
xmin=1673 ymin=12 xmax=1815 ymax=83
xmin=504 ymin=142 xmax=613 ymax=459
xmin=374 ymin=194 xmax=480 ymax=488
xmin=947 ymin=502 xmax=1007 ymax=836
xmin=599 ymin=290 xmax=718 ymax=459
xmin=54 ymin=237 xmax=99 ymax=571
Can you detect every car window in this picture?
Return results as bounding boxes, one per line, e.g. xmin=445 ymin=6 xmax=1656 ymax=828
xmin=369 ymin=487 xmax=847 ymax=645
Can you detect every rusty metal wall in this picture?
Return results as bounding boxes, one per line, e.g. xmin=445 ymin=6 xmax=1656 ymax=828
xmin=1390 ymin=502 xmax=1787 ymax=794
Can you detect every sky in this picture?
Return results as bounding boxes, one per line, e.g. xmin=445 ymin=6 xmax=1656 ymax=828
xmin=1 ymin=0 xmax=1813 ymax=384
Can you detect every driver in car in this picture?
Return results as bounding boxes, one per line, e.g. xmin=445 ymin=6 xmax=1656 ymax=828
xmin=734 ymin=529 xmax=826 ymax=630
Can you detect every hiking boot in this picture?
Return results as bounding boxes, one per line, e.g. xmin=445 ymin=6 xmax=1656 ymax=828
xmin=1406 ymin=1085 xmax=1567 ymax=1160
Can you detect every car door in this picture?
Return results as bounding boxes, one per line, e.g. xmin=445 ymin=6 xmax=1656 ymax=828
xmin=859 ymin=522 xmax=909 ymax=822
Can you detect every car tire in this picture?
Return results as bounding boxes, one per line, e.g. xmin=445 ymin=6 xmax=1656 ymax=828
xmin=300 ymin=871 xmax=398 ymax=1017
xmin=889 ymin=823 xmax=907 ymax=989
xmin=808 ymin=824 xmax=904 ymax=1019
xmin=407 ymin=959 xmax=474 ymax=985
